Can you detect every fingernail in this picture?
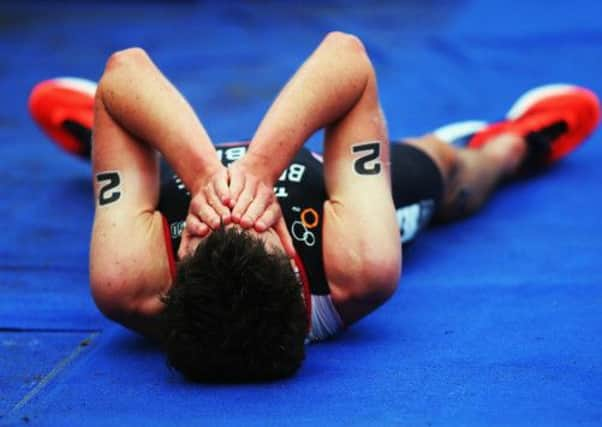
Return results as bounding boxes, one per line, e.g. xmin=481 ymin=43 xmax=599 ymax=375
xmin=255 ymin=220 xmax=266 ymax=230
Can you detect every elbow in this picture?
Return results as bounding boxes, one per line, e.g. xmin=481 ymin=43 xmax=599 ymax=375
xmin=320 ymin=31 xmax=375 ymax=85
xmin=341 ymin=250 xmax=402 ymax=307
xmin=90 ymin=271 xmax=136 ymax=322
xmin=322 ymin=31 xmax=367 ymax=54
xmin=361 ymin=254 xmax=402 ymax=305
xmin=104 ymin=47 xmax=150 ymax=73
xmin=96 ymin=47 xmax=152 ymax=113
xmin=98 ymin=47 xmax=150 ymax=94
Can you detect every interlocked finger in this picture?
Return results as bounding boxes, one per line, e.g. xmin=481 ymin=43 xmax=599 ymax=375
xmin=212 ymin=168 xmax=231 ymax=206
xmin=254 ymin=199 xmax=280 ymax=232
xmin=178 ymin=216 xmax=210 ymax=259
xmin=227 ymin=164 xmax=245 ymax=209
xmin=231 ymin=180 xmax=257 ymax=223
xmin=178 ymin=229 xmax=190 ymax=260
xmin=204 ymin=183 xmax=231 ymax=225
xmin=191 ymin=194 xmax=221 ymax=229
xmin=241 ymin=183 xmax=273 ymax=228
xmin=185 ymin=214 xmax=210 ymax=237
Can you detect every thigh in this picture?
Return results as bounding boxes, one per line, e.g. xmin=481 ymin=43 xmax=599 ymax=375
xmin=389 ymin=141 xmax=444 ymax=243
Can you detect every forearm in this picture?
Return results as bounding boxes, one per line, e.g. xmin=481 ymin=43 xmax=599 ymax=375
xmin=244 ymin=32 xmax=374 ymax=184
xmin=98 ymin=48 xmax=220 ymax=194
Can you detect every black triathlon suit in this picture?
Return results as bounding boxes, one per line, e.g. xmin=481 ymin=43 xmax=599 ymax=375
xmin=158 ymin=140 xmax=443 ymax=300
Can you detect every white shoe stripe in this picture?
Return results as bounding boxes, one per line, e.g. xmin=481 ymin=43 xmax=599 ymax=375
xmin=52 ymin=77 xmax=97 ymax=96
xmin=506 ymin=84 xmax=576 ymax=120
xmin=432 ymin=120 xmax=488 ymax=144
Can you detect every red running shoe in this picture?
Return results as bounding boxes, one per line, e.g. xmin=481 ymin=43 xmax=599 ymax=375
xmin=29 ymin=77 xmax=96 ymax=160
xmin=468 ymin=84 xmax=600 ymax=168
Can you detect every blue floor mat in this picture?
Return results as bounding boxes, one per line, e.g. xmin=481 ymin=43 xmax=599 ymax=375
xmin=1 ymin=1 xmax=601 ymax=425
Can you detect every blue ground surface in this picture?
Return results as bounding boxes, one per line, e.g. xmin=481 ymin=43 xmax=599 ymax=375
xmin=1 ymin=1 xmax=601 ymax=425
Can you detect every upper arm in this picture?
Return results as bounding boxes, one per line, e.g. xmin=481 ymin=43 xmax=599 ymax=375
xmin=322 ymin=140 xmax=402 ymax=324
xmin=89 ymin=84 xmax=172 ymax=334
xmin=321 ymin=57 xmax=401 ymax=324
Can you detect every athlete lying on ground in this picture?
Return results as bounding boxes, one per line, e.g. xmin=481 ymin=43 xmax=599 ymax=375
xmin=29 ymin=32 xmax=600 ymax=382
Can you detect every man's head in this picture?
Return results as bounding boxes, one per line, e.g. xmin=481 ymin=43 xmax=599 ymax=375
xmin=162 ymin=226 xmax=307 ymax=382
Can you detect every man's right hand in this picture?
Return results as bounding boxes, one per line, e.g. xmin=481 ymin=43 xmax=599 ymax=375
xmin=178 ymin=167 xmax=231 ymax=259
xmin=228 ymin=160 xmax=296 ymax=258
xmin=227 ymin=160 xmax=277 ymax=229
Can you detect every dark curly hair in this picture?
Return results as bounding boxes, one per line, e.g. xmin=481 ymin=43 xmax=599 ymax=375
xmin=162 ymin=226 xmax=307 ymax=382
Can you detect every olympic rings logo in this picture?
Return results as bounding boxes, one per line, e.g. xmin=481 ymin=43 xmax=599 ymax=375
xmin=291 ymin=207 xmax=319 ymax=247
xmin=300 ymin=208 xmax=319 ymax=229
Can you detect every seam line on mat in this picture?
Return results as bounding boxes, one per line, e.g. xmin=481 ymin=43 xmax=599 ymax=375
xmin=8 ymin=331 xmax=100 ymax=416
xmin=0 ymin=327 xmax=99 ymax=333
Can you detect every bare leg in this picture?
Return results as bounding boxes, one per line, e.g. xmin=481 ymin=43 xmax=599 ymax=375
xmin=405 ymin=132 xmax=528 ymax=222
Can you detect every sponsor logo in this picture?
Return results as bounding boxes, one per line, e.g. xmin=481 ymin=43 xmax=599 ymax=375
xmin=290 ymin=206 xmax=320 ymax=247
xmin=397 ymin=199 xmax=435 ymax=243
xmin=170 ymin=221 xmax=186 ymax=239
